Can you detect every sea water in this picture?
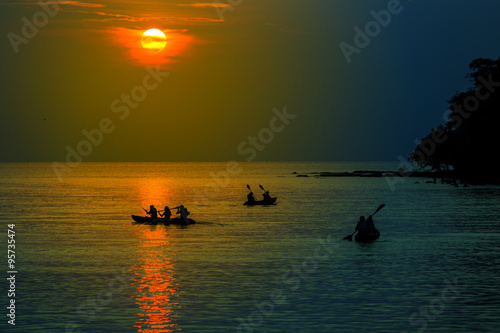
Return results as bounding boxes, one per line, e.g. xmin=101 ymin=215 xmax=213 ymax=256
xmin=0 ymin=162 xmax=499 ymax=332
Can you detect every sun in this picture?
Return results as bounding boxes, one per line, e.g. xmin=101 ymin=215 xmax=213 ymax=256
xmin=141 ymin=29 xmax=167 ymax=53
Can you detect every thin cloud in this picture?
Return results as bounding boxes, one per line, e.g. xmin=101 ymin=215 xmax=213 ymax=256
xmin=58 ymin=1 xmax=105 ymax=7
xmin=94 ymin=11 xmax=145 ymax=22
xmin=177 ymin=2 xmax=232 ymax=8
xmin=2 ymin=1 xmax=224 ymax=24
xmin=183 ymin=17 xmax=223 ymax=22
xmin=76 ymin=11 xmax=181 ymax=23
xmin=73 ymin=9 xmax=222 ymax=24
xmin=0 ymin=1 xmax=105 ymax=7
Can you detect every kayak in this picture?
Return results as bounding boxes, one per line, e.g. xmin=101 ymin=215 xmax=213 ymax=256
xmin=131 ymin=215 xmax=196 ymax=225
xmin=244 ymin=197 xmax=277 ymax=206
xmin=355 ymin=228 xmax=380 ymax=242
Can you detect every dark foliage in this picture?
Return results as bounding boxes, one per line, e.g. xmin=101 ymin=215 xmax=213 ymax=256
xmin=409 ymin=57 xmax=500 ymax=184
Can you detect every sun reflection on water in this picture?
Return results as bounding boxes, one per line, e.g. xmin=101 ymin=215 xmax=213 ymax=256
xmin=137 ymin=178 xmax=175 ymax=214
xmin=131 ymin=226 xmax=181 ymax=332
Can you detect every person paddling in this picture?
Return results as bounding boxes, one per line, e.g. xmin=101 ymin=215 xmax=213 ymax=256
xmin=146 ymin=205 xmax=158 ymax=219
xmin=344 ymin=204 xmax=384 ymax=241
xmin=247 ymin=191 xmax=256 ymax=204
xmin=176 ymin=205 xmax=190 ymax=224
xmin=263 ymin=190 xmax=272 ymax=202
xmin=355 ymin=216 xmax=367 ymax=235
xmin=159 ymin=206 xmax=172 ymax=222
xmin=355 ymin=215 xmax=376 ymax=236
xmin=366 ymin=215 xmax=375 ymax=229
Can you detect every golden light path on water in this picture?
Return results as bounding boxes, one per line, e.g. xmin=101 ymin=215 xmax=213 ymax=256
xmin=131 ymin=225 xmax=180 ymax=333
xmin=131 ymin=180 xmax=181 ymax=333
xmin=138 ymin=178 xmax=174 ymax=212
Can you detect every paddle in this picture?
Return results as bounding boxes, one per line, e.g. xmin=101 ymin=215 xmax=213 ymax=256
xmin=142 ymin=206 xmax=157 ymax=220
xmin=344 ymin=204 xmax=385 ymax=241
xmin=344 ymin=230 xmax=357 ymax=241
xmin=370 ymin=203 xmax=385 ymax=217
xmin=159 ymin=207 xmax=176 ymax=212
xmin=259 ymin=184 xmax=273 ymax=202
xmin=246 ymin=185 xmax=257 ymax=200
xmin=143 ymin=205 xmax=167 ymax=217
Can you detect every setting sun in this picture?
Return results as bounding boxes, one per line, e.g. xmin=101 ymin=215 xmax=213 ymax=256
xmin=141 ymin=28 xmax=167 ymax=53
xmin=112 ymin=27 xmax=192 ymax=65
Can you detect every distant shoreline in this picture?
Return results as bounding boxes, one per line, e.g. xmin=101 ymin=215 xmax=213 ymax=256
xmin=293 ymin=170 xmax=437 ymax=178
xmin=292 ymin=170 xmax=472 ymax=184
xmin=293 ymin=170 xmax=500 ymax=186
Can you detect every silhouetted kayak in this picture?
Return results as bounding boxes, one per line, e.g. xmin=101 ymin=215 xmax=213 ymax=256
xmin=243 ymin=197 xmax=277 ymax=206
xmin=354 ymin=229 xmax=380 ymax=242
xmin=131 ymin=215 xmax=196 ymax=225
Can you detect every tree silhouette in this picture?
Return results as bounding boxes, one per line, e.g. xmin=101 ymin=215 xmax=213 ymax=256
xmin=409 ymin=57 xmax=500 ymax=184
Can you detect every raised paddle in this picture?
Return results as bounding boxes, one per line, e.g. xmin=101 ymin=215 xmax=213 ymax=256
xmin=370 ymin=204 xmax=385 ymax=217
xmin=246 ymin=185 xmax=257 ymax=200
xmin=259 ymin=184 xmax=273 ymax=202
xmin=344 ymin=204 xmax=385 ymax=241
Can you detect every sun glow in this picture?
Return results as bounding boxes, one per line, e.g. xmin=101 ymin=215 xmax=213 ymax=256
xmin=112 ymin=27 xmax=192 ymax=65
xmin=141 ymin=28 xmax=167 ymax=53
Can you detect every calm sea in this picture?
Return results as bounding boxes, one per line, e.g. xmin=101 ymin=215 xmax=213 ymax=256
xmin=0 ymin=162 xmax=499 ymax=333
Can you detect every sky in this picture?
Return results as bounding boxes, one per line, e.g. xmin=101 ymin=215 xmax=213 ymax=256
xmin=1 ymin=0 xmax=500 ymax=163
